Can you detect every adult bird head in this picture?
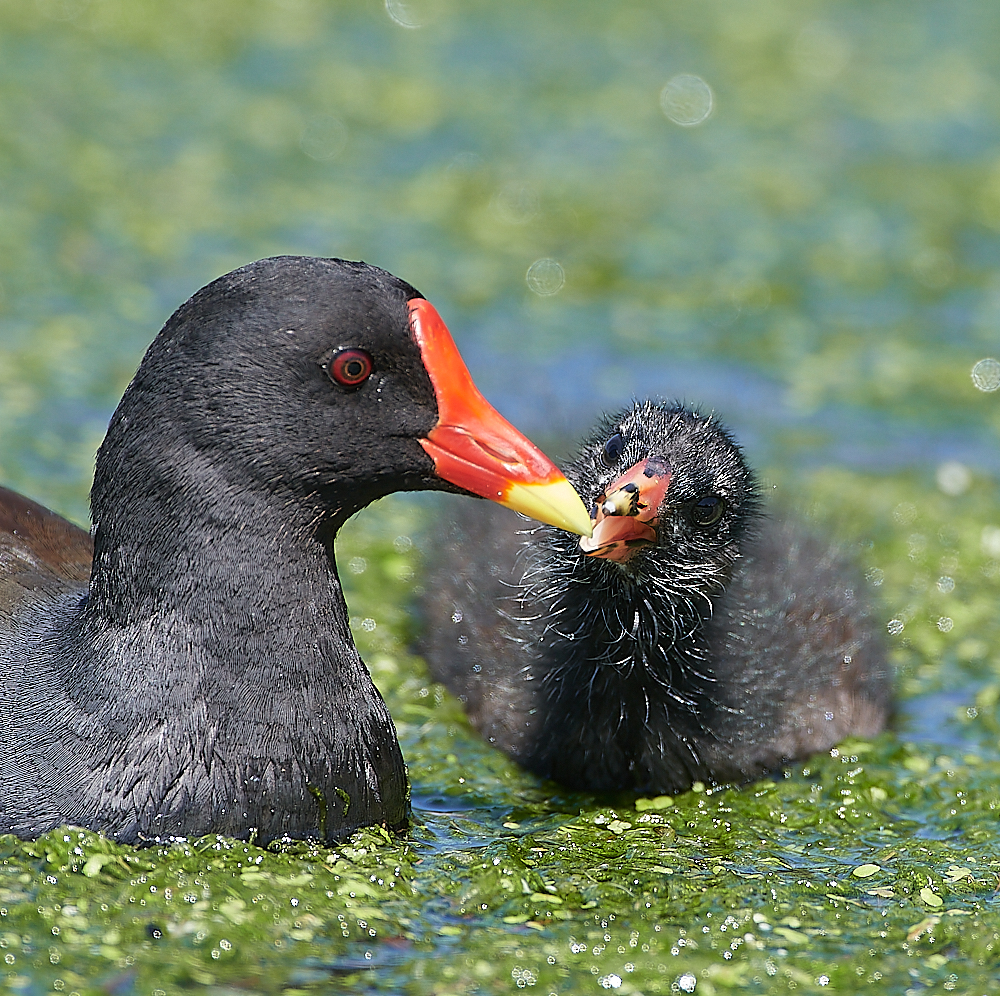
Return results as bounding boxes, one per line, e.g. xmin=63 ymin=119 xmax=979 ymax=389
xmin=93 ymin=256 xmax=592 ymax=538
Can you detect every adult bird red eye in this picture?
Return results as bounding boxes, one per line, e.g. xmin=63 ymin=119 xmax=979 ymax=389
xmin=328 ymin=349 xmax=373 ymax=388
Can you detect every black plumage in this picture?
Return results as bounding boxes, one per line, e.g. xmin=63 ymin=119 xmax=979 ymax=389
xmin=421 ymin=401 xmax=891 ymax=794
xmin=0 ymin=255 xmax=589 ymax=843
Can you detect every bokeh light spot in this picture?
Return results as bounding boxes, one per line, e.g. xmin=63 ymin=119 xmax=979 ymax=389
xmin=981 ymin=526 xmax=1000 ymax=558
xmin=526 ymin=259 xmax=565 ymax=297
xmin=936 ymin=461 xmax=971 ymax=496
xmin=971 ymin=357 xmax=1000 ymax=391
xmin=660 ymin=75 xmax=713 ymax=126
xmin=385 ymin=0 xmax=421 ymax=28
xmin=299 ymin=116 xmax=348 ymax=161
xmin=492 ymin=184 xmax=539 ymax=224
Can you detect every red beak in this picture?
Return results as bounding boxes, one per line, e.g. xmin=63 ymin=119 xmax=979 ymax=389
xmin=409 ymin=299 xmax=592 ymax=537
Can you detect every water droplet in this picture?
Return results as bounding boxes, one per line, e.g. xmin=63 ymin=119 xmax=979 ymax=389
xmin=526 ymin=258 xmax=565 ymax=297
xmin=937 ymin=576 xmax=955 ymax=594
xmin=385 ymin=0 xmax=421 ymax=28
xmin=865 ymin=567 xmax=884 ymax=587
xmin=937 ymin=616 xmax=954 ymax=633
xmin=936 ymin=461 xmax=971 ymax=496
xmin=660 ymin=75 xmax=713 ymax=126
xmin=730 ymin=278 xmax=772 ymax=313
xmin=972 ymin=358 xmax=1000 ymax=392
xmin=348 ymin=557 xmax=367 ymax=575
xmin=678 ymin=973 xmax=697 ymax=993
xmin=887 ymin=619 xmax=904 ymax=636
xmin=299 ymin=116 xmax=348 ymax=161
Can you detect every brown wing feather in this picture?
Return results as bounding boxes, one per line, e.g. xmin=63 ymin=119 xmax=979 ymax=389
xmin=0 ymin=486 xmax=93 ymax=618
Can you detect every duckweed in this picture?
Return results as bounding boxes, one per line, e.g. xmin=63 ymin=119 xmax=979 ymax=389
xmin=3 ymin=0 xmax=1000 ymax=991
xmin=2 ymin=486 xmax=1000 ymax=993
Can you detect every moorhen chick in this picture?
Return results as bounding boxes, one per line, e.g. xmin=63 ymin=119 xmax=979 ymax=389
xmin=0 ymin=255 xmax=592 ymax=843
xmin=421 ymin=401 xmax=891 ymax=794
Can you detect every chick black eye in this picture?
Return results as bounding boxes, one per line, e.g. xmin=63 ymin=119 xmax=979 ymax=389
xmin=328 ymin=348 xmax=373 ymax=388
xmin=690 ymin=495 xmax=726 ymax=527
xmin=601 ymin=433 xmax=625 ymax=467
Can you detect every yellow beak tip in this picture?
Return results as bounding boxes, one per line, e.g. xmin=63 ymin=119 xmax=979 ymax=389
xmin=500 ymin=478 xmax=593 ymax=537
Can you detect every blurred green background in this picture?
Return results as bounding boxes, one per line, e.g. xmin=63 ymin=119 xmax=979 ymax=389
xmin=3 ymin=1 xmax=1000 ymax=993
xmin=4 ymin=0 xmax=1000 ymax=519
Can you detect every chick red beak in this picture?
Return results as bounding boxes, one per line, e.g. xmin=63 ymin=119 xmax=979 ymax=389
xmin=409 ymin=299 xmax=592 ymax=537
xmin=579 ymin=457 xmax=672 ymax=562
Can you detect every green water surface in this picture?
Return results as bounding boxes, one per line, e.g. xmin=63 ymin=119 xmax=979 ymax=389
xmin=2 ymin=1 xmax=1000 ymax=993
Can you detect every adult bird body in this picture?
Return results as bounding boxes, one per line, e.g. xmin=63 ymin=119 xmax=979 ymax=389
xmin=422 ymin=401 xmax=892 ymax=794
xmin=0 ymin=256 xmax=591 ymax=844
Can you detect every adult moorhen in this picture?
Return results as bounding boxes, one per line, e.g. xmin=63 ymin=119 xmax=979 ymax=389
xmin=421 ymin=401 xmax=891 ymax=794
xmin=0 ymin=256 xmax=592 ymax=844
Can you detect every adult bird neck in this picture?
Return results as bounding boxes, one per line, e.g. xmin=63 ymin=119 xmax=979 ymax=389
xmin=47 ymin=441 xmax=407 ymax=842
xmin=84 ymin=438 xmax=353 ymax=671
